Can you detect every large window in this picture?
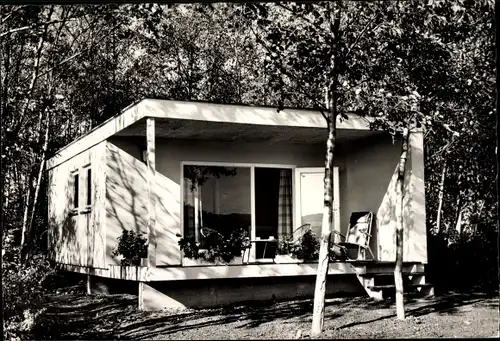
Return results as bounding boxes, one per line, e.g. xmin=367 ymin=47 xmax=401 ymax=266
xmin=183 ymin=165 xmax=251 ymax=242
xmin=182 ymin=163 xmax=293 ymax=260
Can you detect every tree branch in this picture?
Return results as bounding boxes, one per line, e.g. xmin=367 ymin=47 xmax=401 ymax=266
xmin=0 ymin=17 xmax=85 ymax=39
xmin=276 ymin=3 xmax=315 ymax=26
xmin=8 ymin=21 xmax=121 ymax=146
xmin=9 ymin=6 xmax=54 ymax=137
xmin=342 ymin=10 xmax=380 ymax=62
xmin=36 ymin=22 xmax=121 ymax=81
xmin=248 ymin=23 xmax=328 ymax=118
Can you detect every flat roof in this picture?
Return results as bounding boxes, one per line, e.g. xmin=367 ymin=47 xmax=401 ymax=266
xmin=47 ymin=98 xmax=373 ymax=170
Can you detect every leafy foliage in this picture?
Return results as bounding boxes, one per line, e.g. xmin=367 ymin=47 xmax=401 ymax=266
xmin=111 ymin=230 xmax=148 ymax=266
xmin=0 ymin=1 xmax=496 ymax=335
xmin=177 ymin=234 xmax=201 ymax=260
xmin=177 ymin=228 xmax=250 ymax=263
xmin=275 ymin=238 xmax=294 ymax=256
xmin=184 ymin=166 xmax=238 ymax=191
xmin=2 ymin=246 xmax=55 ymax=340
xmin=290 ymin=230 xmax=320 ymax=262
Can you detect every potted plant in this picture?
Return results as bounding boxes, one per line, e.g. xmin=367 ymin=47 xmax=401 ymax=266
xmin=177 ymin=234 xmax=204 ymax=266
xmin=290 ymin=230 xmax=320 ymax=262
xmin=177 ymin=228 xmax=250 ymax=266
xmin=110 ymin=230 xmax=148 ymax=281
xmin=274 ymin=238 xmax=303 ymax=264
xmin=111 ymin=230 xmax=148 ymax=266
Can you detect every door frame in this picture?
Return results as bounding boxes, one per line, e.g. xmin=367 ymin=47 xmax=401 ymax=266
xmin=180 ymin=161 xmax=296 ymax=263
xmin=294 ymin=167 xmax=340 ymax=241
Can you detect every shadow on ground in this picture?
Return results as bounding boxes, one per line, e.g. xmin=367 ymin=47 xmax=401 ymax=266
xmin=333 ymin=292 xmax=498 ymax=330
xmin=33 ymin=285 xmax=499 ymax=340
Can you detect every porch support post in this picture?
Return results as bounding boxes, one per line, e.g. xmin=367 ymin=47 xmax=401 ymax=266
xmin=138 ymin=281 xmax=145 ymax=310
xmin=86 ymin=274 xmax=91 ymax=295
xmin=146 ymin=118 xmax=156 ymax=267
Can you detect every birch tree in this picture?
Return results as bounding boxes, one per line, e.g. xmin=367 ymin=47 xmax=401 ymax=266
xmin=243 ymin=0 xmax=495 ymax=328
xmin=241 ymin=1 xmax=405 ymax=335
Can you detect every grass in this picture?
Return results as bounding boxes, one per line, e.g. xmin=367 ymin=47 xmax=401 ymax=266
xmin=33 ymin=282 xmax=499 ymax=340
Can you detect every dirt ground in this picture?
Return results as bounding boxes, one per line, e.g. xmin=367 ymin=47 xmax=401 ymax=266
xmin=33 ymin=285 xmax=499 ymax=340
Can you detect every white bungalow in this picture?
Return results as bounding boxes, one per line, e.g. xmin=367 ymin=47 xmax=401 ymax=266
xmin=47 ymin=99 xmax=432 ymax=310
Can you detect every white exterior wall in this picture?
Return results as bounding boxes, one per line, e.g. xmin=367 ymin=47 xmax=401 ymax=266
xmin=108 ymin=132 xmax=427 ymax=265
xmin=47 ymin=141 xmax=107 ymax=269
xmin=376 ymin=132 xmax=427 ymax=262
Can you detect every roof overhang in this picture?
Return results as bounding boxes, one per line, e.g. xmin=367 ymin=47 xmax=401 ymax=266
xmin=47 ymin=99 xmax=374 ymax=170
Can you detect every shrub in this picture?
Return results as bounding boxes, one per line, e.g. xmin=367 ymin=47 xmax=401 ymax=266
xmin=2 ymin=246 xmax=55 ymax=340
xmin=111 ymin=230 xmax=148 ymax=266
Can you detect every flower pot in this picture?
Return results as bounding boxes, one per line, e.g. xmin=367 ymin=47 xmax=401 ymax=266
xmin=274 ymin=254 xmax=304 ymax=264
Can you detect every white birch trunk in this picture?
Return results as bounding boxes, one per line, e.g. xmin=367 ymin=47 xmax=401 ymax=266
xmin=311 ymin=2 xmax=342 ymax=336
xmin=22 ymin=107 xmax=51 ymax=260
xmin=394 ymin=126 xmax=409 ymax=320
xmin=435 ymin=160 xmax=446 ymax=234
xmin=311 ymin=120 xmax=336 ymax=337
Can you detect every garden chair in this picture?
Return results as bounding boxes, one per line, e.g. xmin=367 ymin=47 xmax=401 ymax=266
xmin=200 ymin=227 xmax=224 ymax=240
xmin=331 ymin=211 xmax=375 ymax=261
xmin=290 ymin=223 xmax=312 ymax=244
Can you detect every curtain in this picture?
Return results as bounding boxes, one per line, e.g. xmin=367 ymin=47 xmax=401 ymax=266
xmin=278 ymin=169 xmax=293 ymax=238
xmin=184 ymin=179 xmax=203 ymax=242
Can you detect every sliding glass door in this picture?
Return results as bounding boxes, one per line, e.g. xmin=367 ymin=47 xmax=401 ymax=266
xmin=182 ymin=163 xmax=295 ymax=262
xmin=254 ymin=167 xmax=293 ymax=259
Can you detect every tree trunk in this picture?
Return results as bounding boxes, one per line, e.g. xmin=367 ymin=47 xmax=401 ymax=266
xmin=435 ymin=159 xmax=447 ymax=234
xmin=455 ymin=208 xmax=463 ymax=238
xmin=473 ymin=199 xmax=486 ymax=236
xmin=7 ymin=6 xmax=54 ymax=149
xmin=311 ymin=112 xmax=336 ymax=337
xmin=394 ymin=126 xmax=409 ymax=320
xmin=21 ymin=107 xmax=51 ymax=261
xmin=20 ymin=182 xmax=33 ymax=249
xmin=311 ymin=4 xmax=342 ymax=336
xmin=447 ymin=195 xmax=461 ymax=236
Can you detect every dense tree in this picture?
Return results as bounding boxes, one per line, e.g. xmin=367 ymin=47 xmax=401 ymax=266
xmin=1 ymin=2 xmax=495 ymax=339
xmin=242 ymin=0 xmax=496 ymax=329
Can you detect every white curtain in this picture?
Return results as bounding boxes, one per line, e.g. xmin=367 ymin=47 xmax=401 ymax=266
xmin=184 ymin=179 xmax=203 ymax=242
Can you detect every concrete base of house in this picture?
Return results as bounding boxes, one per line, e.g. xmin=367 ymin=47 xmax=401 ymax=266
xmin=88 ymin=275 xmax=139 ymax=296
xmin=82 ymin=273 xmax=365 ymax=310
xmin=140 ymin=274 xmax=364 ymax=310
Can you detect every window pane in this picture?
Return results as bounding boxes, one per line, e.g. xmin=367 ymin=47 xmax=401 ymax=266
xmin=255 ymin=167 xmax=293 ymax=259
xmin=74 ymin=174 xmax=79 ymax=208
xmin=254 ymin=168 xmax=293 ymax=238
xmin=183 ymin=165 xmax=251 ymax=241
xmin=87 ymin=168 xmax=92 ymax=206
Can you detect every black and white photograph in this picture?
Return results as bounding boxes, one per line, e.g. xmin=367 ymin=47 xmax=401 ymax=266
xmin=1 ymin=1 xmax=498 ymax=339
